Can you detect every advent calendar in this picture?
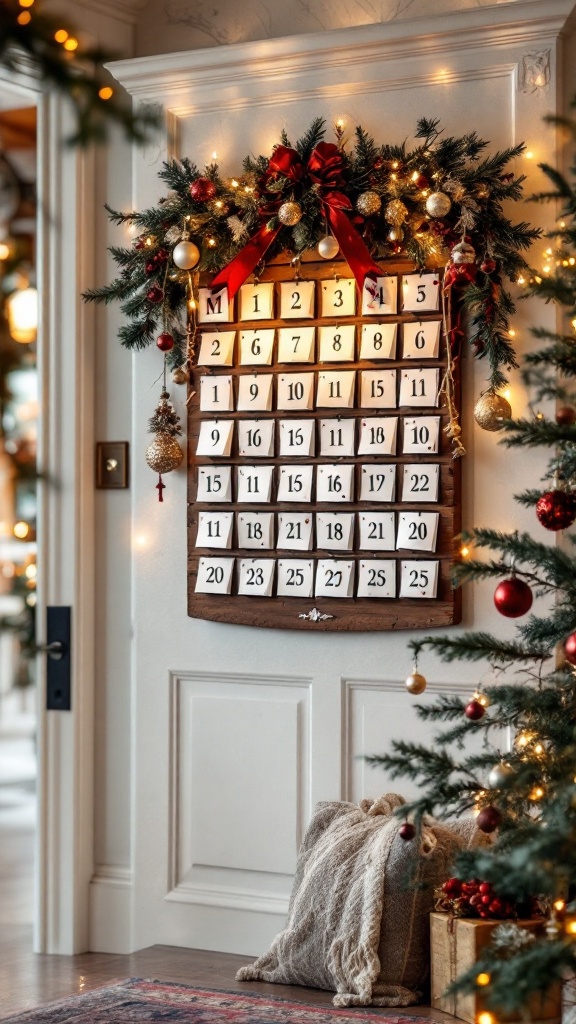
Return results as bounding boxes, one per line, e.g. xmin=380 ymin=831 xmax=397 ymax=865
xmin=188 ymin=258 xmax=461 ymax=631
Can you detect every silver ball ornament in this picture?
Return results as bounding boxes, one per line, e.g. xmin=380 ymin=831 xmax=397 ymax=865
xmin=356 ymin=190 xmax=381 ymax=216
xmin=405 ymin=672 xmax=427 ymax=695
xmin=425 ymin=191 xmax=452 ymax=218
xmin=451 ymin=241 xmax=476 ymax=265
xmin=317 ymin=235 xmax=340 ymax=260
xmin=172 ymin=240 xmax=200 ymax=270
xmin=278 ymin=201 xmax=303 ymax=227
xmin=487 ymin=762 xmax=515 ymax=789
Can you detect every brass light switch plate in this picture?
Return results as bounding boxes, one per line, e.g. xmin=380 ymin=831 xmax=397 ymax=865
xmin=96 ymin=442 xmax=129 ymax=489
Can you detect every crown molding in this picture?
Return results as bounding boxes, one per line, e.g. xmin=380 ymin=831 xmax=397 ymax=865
xmin=107 ymin=0 xmax=575 ymax=100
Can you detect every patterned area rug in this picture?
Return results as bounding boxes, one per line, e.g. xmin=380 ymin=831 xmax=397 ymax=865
xmin=1 ymin=980 xmax=432 ymax=1023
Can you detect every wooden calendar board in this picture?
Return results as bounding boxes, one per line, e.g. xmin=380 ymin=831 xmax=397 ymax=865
xmin=187 ymin=256 xmax=462 ymax=631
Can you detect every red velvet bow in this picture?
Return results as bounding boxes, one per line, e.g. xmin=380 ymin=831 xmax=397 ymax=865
xmin=210 ymin=143 xmax=381 ymax=300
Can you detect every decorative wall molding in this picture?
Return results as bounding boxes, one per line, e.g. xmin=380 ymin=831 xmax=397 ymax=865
xmin=108 ymin=0 xmax=572 ymax=101
xmin=89 ymin=866 xmax=134 ymax=953
xmin=165 ymin=881 xmax=289 ymax=915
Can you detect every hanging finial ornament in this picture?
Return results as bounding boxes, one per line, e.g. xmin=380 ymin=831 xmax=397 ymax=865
xmin=145 ymin=387 xmax=183 ymax=501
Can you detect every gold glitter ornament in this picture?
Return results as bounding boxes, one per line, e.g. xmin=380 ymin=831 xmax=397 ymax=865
xmin=145 ymin=432 xmax=183 ymax=474
xmin=172 ymin=366 xmax=189 ymax=384
xmin=474 ymin=391 xmax=512 ymax=431
xmin=385 ymin=199 xmax=408 ymax=225
xmin=278 ymin=201 xmax=303 ymax=226
xmin=355 ymin=190 xmax=381 ymax=216
xmin=425 ymin=191 xmax=452 ymax=218
xmin=405 ymin=671 xmax=427 ymax=695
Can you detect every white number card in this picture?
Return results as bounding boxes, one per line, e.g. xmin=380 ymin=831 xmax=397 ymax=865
xmin=315 ymin=559 xmax=354 ymax=598
xmin=358 ymin=512 xmax=395 ymax=551
xmin=195 ymin=556 xmax=234 ymax=594
xmin=360 ymin=369 xmax=397 ymax=409
xmin=196 ymin=465 xmax=233 ymax=503
xmin=401 ymin=273 xmax=440 ymax=312
xmin=321 ymin=278 xmax=355 ymax=317
xmin=403 ymin=321 xmax=440 ymax=359
xmin=236 ymin=465 xmax=274 ymax=503
xmin=237 ymin=512 xmax=275 ymax=550
xmin=277 ymin=464 xmax=313 ymax=503
xmin=198 ymin=286 xmax=231 ymax=323
xmin=360 ymin=323 xmax=397 ymax=360
xmin=277 ymin=373 xmax=314 ymax=411
xmin=399 ymin=559 xmax=439 ymax=598
xmin=198 ymin=331 xmax=235 ymax=366
xmin=399 ymin=367 xmax=439 ymax=408
xmin=279 ymin=280 xmax=315 ymax=319
xmin=402 ymin=464 xmax=440 ymax=503
xmin=319 ymin=418 xmax=355 ymax=456
xmin=195 ymin=511 xmax=234 ymax=549
xmin=277 ymin=559 xmax=314 ymax=598
xmin=316 ymin=463 xmax=354 ymax=503
xmin=397 ymin=511 xmax=440 ymax=552
xmin=316 ymin=512 xmax=354 ymax=551
xmin=316 ymin=370 xmax=355 ymax=409
xmin=359 ymin=464 xmax=396 ymax=502
xmin=357 ymin=560 xmax=396 ymax=598
xmin=239 ymin=281 xmax=274 ymax=321
xmin=362 ymin=276 xmax=397 ymax=316
xmin=279 ymin=419 xmax=315 ymax=457
xmin=238 ymin=558 xmax=275 ymax=597
xmin=277 ymin=513 xmax=313 ymax=550
xmin=196 ymin=419 xmax=234 ymax=457
xmin=358 ymin=417 xmax=398 ymax=456
xmin=199 ymin=374 xmax=234 ymax=413
xmin=239 ymin=329 xmax=275 ymax=366
xmin=237 ymin=373 xmax=274 ymax=412
xmin=402 ymin=416 xmax=441 ymax=454
xmin=318 ymin=324 xmax=355 ymax=362
xmin=237 ymin=419 xmax=275 ymax=457
xmin=277 ymin=326 xmax=315 ymax=363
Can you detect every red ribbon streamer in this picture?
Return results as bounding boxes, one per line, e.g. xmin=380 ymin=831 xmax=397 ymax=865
xmin=443 ymin=261 xmax=477 ymax=354
xmin=210 ymin=142 xmax=381 ymax=300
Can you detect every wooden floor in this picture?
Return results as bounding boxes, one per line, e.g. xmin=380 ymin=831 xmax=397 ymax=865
xmin=0 ymin=825 xmax=452 ymax=1021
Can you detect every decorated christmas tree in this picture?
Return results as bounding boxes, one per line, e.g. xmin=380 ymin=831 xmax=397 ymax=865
xmin=368 ymin=113 xmax=576 ymax=1016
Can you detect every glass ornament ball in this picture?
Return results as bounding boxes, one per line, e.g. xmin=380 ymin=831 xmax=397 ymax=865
xmin=399 ymin=822 xmax=416 ymax=841
xmin=356 ymin=190 xmax=382 ymax=216
xmin=425 ymin=191 xmax=452 ymax=218
xmin=405 ymin=671 xmax=427 ymax=695
xmin=172 ymin=240 xmax=200 ymax=270
xmin=145 ymin=432 xmax=183 ymax=474
xmin=564 ymin=632 xmax=576 ymax=666
xmin=487 ymin=762 xmax=515 ymax=789
xmin=317 ymin=235 xmax=340 ymax=260
xmin=384 ymin=198 xmax=408 ymax=224
xmin=278 ymin=201 xmax=303 ymax=227
xmin=189 ymin=177 xmax=217 ymax=202
xmin=493 ymin=577 xmax=533 ymax=618
xmin=473 ymin=392 xmax=512 ymax=431
xmin=146 ymin=285 xmax=164 ymax=304
xmin=476 ymin=805 xmax=502 ymax=834
xmin=556 ymin=406 xmax=576 ymax=425
xmin=465 ymin=699 xmax=485 ymax=721
xmin=535 ymin=489 xmax=576 ymax=531
xmin=480 ymin=257 xmax=497 ymax=274
xmin=156 ymin=332 xmax=175 ymax=352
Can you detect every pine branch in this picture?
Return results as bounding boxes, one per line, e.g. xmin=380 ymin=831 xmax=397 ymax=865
xmin=408 ymin=633 xmax=549 ymax=664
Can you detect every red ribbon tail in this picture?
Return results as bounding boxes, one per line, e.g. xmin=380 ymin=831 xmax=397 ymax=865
xmin=210 ymin=223 xmax=281 ymax=301
xmin=325 ymin=205 xmax=381 ymax=294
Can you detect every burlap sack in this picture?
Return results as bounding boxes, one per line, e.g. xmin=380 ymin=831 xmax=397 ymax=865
xmin=237 ymin=793 xmax=487 ymax=1008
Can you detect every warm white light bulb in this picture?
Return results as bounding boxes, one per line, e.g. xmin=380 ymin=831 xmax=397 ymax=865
xmin=7 ymin=287 xmax=38 ymax=344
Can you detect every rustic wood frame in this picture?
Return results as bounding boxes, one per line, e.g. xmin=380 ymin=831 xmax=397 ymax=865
xmin=187 ymin=256 xmax=461 ymax=631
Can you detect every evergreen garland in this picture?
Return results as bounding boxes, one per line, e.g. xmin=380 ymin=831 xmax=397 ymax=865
xmin=84 ymin=117 xmax=538 ymax=387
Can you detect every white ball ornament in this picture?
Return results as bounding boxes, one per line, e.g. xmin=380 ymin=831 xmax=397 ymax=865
xmin=425 ymin=191 xmax=452 ymax=218
xmin=172 ymin=240 xmax=200 ymax=270
xmin=317 ymin=235 xmax=340 ymax=260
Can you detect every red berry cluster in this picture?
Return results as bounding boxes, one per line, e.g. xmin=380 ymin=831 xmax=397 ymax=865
xmin=435 ymin=877 xmax=515 ymax=919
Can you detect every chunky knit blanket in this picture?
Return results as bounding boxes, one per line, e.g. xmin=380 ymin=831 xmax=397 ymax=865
xmin=237 ymin=794 xmax=484 ymax=1007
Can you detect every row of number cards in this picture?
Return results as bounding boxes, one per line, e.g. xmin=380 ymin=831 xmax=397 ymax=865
xmin=195 ymin=557 xmax=438 ymax=599
xmin=197 ymin=273 xmax=439 ymax=323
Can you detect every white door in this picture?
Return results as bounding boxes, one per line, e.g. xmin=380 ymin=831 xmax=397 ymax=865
xmin=110 ymin=6 xmax=562 ymax=954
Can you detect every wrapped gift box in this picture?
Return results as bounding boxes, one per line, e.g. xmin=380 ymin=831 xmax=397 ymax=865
xmin=430 ymin=912 xmax=561 ymax=1024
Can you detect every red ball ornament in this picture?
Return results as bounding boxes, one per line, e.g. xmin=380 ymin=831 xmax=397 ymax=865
xmin=556 ymin=406 xmax=576 ymax=426
xmin=476 ymin=806 xmax=502 ymax=834
xmin=564 ymin=632 xmax=576 ymax=666
xmin=154 ymin=247 xmax=169 ymax=263
xmin=480 ymin=258 xmax=497 ymax=274
xmin=146 ymin=285 xmax=164 ymax=304
xmin=190 ymin=177 xmax=217 ymax=203
xmin=494 ymin=577 xmax=533 ymax=618
xmin=156 ymin=332 xmax=174 ymax=352
xmin=399 ymin=822 xmax=416 ymax=841
xmin=535 ymin=489 xmax=576 ymax=531
xmin=145 ymin=260 xmax=157 ymax=275
xmin=133 ymin=237 xmax=146 ymax=251
xmin=465 ymin=700 xmax=485 ymax=721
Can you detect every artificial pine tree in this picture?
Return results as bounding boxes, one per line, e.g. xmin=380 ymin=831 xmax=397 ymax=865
xmin=368 ymin=113 xmax=576 ymax=1016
